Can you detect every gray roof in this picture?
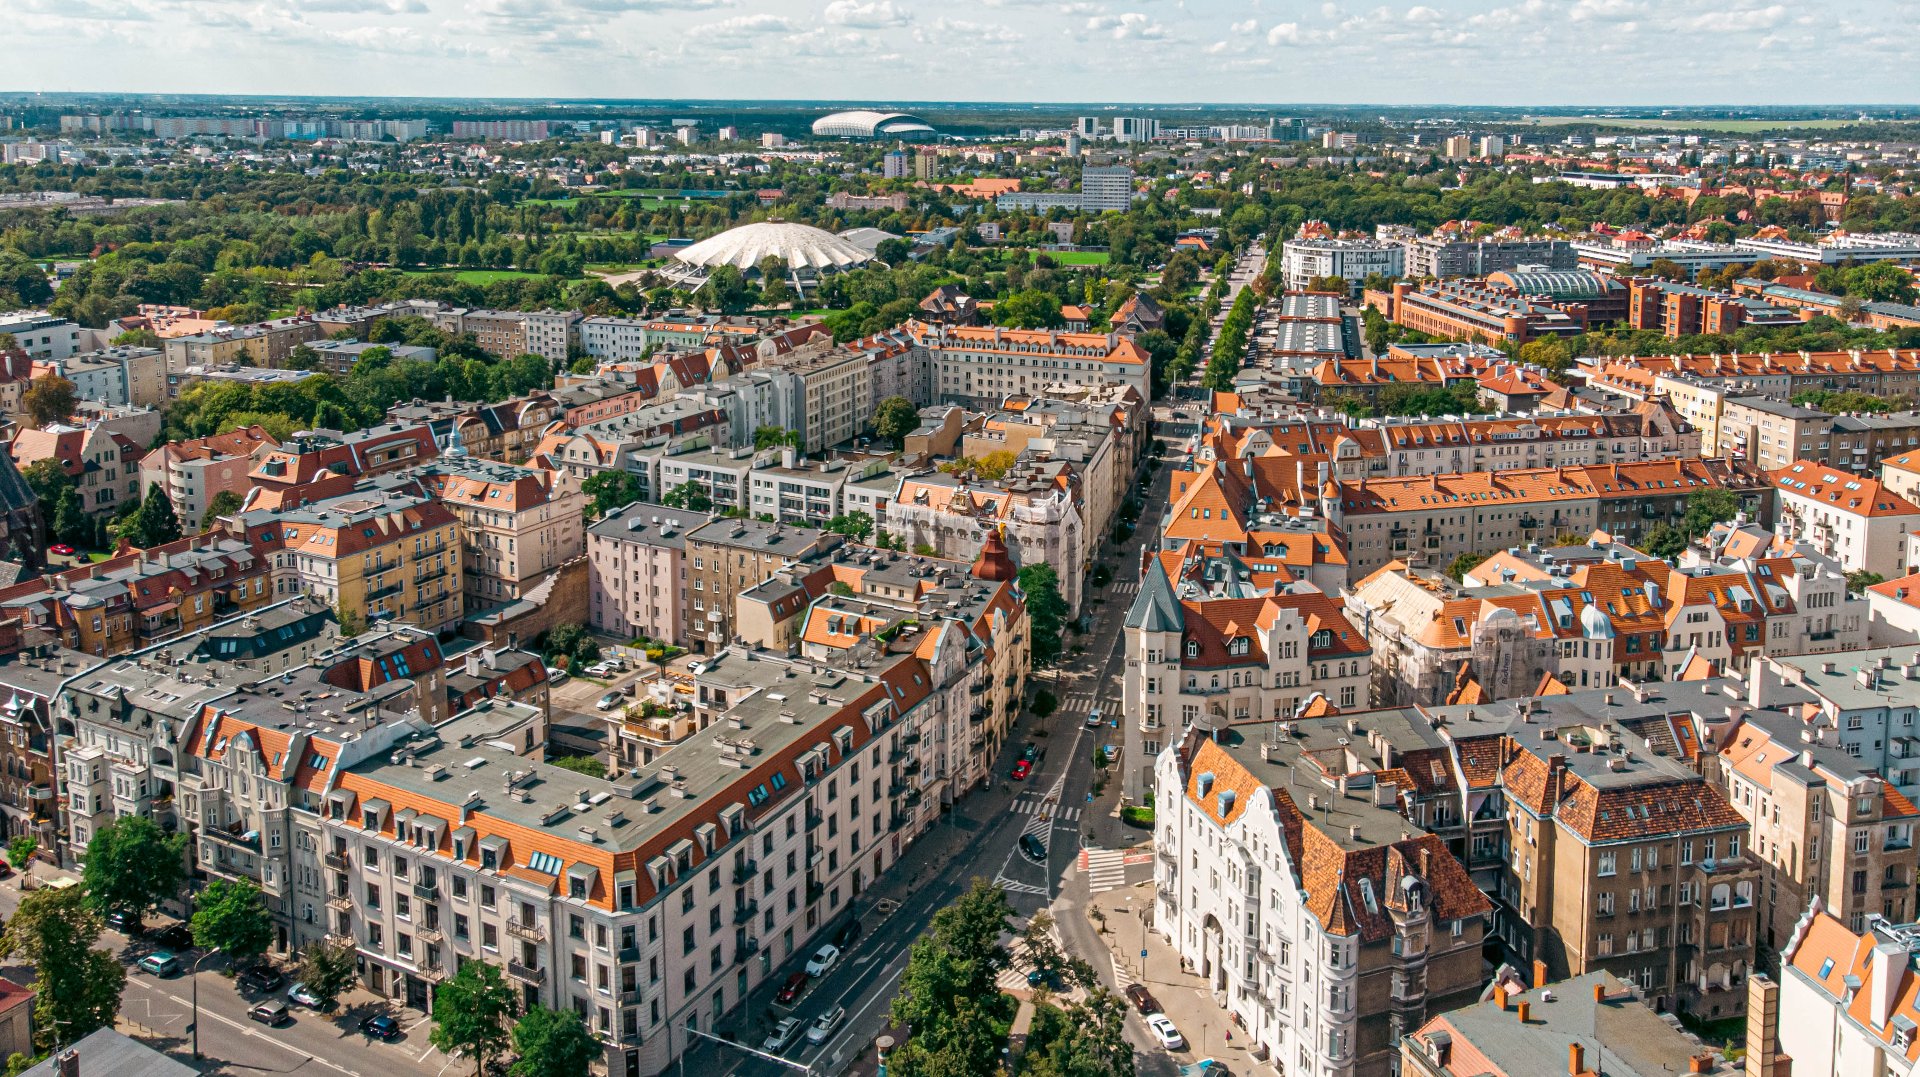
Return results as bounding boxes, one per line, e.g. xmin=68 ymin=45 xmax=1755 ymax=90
xmin=588 ymin=503 xmax=714 ymax=550
xmin=1727 ymin=395 xmax=1828 ymax=421
xmin=1125 ymin=557 xmax=1185 ymax=633
xmin=22 ymin=1029 xmax=197 ymax=1077
xmin=685 ymin=518 xmax=833 ymax=559
xmin=1418 ymin=971 xmax=1728 ymax=1077
xmin=1771 ymin=647 xmax=1920 ymax=711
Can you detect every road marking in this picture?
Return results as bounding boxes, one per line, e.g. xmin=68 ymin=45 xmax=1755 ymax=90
xmin=150 ymin=986 xmax=370 ymax=1077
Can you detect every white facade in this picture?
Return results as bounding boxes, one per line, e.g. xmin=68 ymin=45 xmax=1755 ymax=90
xmin=0 ymin=312 xmax=82 ymax=361
xmin=1278 ymin=239 xmax=1405 ymax=293
xmin=1772 ymin=464 xmax=1920 ymax=579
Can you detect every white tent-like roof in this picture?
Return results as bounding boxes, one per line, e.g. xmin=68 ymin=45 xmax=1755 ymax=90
xmin=673 ymin=222 xmax=874 ymax=272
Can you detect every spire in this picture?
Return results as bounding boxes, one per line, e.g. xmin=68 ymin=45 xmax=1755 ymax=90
xmin=971 ymin=526 xmax=1018 ymax=582
xmin=1125 ymin=555 xmax=1186 ymax=633
xmin=443 ymin=425 xmax=467 ymax=458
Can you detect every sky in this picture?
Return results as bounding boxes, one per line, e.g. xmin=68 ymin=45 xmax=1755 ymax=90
xmin=7 ymin=0 xmax=1915 ymax=107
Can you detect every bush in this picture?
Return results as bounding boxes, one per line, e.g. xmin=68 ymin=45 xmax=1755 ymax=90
xmin=1092 ymin=746 xmax=1110 ymax=770
xmin=1032 ymin=690 xmax=1058 ymax=717
xmin=1120 ymin=806 xmax=1155 ymax=828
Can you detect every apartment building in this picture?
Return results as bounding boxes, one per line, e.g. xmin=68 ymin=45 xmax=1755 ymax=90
xmin=0 ymin=623 xmax=97 ymax=852
xmin=1395 ymin=233 xmax=1577 ymax=279
xmin=425 ymin=308 xmax=533 ymax=360
xmin=319 ymin=647 xmax=928 ymax=1075
xmin=234 ymin=485 xmax=464 ymax=634
xmin=1626 ymin=278 xmax=1802 ymax=339
xmin=0 ymin=312 xmax=81 ymax=361
xmin=1766 ymin=910 xmax=1920 ymax=1077
xmin=1154 ymin=721 xmax=1490 ymax=1077
xmin=1403 ymin=970 xmax=1737 ymax=1077
xmin=587 ymin=504 xmax=711 ymax=645
xmin=388 ymin=396 xmax=565 ymax=465
xmin=304 ymin=340 xmax=437 ymax=376
xmin=8 ymin=422 xmax=142 ymax=517
xmin=139 ymin=425 xmax=280 ymax=525
xmin=885 ymin=467 xmax=1087 ymax=614
xmin=1430 ymin=692 xmax=1761 ymax=1019
xmin=1279 ymin=237 xmax=1406 ymax=293
xmin=1591 ymin=350 xmax=1920 ymax=410
xmin=1770 ymin=462 xmax=1920 ymax=578
xmin=247 ymin=425 xmax=439 ymax=508
xmin=1765 ymin=647 xmax=1920 ymax=800
xmin=904 ymin=321 xmax=1152 ymax=409
xmin=162 ymin=316 xmax=326 ymax=371
xmin=1120 ymin=559 xmax=1371 ymax=801
xmin=1714 ymin=699 xmax=1919 ymax=951
xmin=0 ymin=537 xmax=276 ymax=657
xmin=1327 ymin=459 xmax=1772 ymax=579
xmin=683 ymin=520 xmax=842 ymax=652
xmin=1719 ymin=396 xmax=1833 ymax=472
xmin=1366 ymin=279 xmax=1590 ymax=345
xmin=409 ymin=454 xmax=585 ymax=613
xmin=762 ymin=348 xmax=868 ymax=454
xmin=36 ymin=346 xmax=167 ymax=409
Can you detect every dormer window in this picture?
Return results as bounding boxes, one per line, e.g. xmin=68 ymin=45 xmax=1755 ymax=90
xmin=1185 ymin=640 xmax=1199 ymax=659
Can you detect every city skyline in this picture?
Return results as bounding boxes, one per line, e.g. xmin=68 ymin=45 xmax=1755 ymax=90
xmin=8 ymin=0 xmax=1916 ymax=107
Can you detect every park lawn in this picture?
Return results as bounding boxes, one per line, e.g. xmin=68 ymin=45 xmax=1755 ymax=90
xmin=1031 ymin=250 xmax=1111 ymax=266
xmin=404 ymin=267 xmax=571 ymax=284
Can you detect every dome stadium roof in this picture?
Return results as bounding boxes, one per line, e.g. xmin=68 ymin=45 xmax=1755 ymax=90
xmin=811 ymin=110 xmax=935 ymax=138
xmin=674 ymin=221 xmax=874 ymax=272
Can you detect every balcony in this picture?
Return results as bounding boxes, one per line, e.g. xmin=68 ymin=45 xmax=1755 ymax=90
xmin=204 ymin=821 xmax=261 ymax=853
xmin=733 ymin=900 xmax=759 ymax=925
xmin=1156 ymin=884 xmax=1180 ymax=910
xmin=414 ymin=567 xmax=449 ymax=586
xmin=323 ymin=851 xmax=350 ymax=872
xmin=366 ymin=582 xmax=403 ymax=602
xmin=325 ymin=893 xmax=353 ymax=913
xmin=412 ymin=880 xmax=440 ymax=902
xmin=1156 ymin=846 xmax=1176 ymax=867
xmin=416 ymin=925 xmax=444 ymax=946
xmin=325 ymin=932 xmax=356 ymax=949
xmin=506 ymin=919 xmax=546 ymax=943
xmin=506 ymin=961 xmax=546 ymax=985
xmin=732 ymin=859 xmax=758 ymax=884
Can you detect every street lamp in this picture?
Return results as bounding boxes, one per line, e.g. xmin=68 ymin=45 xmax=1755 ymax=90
xmin=190 ymin=948 xmax=221 ymax=1060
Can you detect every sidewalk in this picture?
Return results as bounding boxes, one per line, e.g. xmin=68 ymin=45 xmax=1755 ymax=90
xmin=1085 ymin=882 xmax=1276 ymax=1074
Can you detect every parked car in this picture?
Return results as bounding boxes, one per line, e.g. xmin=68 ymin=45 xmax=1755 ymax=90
xmin=762 ymin=1016 xmax=805 ymax=1052
xmin=360 ymin=1014 xmax=400 ymax=1041
xmin=1147 ymin=1015 xmax=1186 ymax=1051
xmin=150 ymin=923 xmax=194 ymax=950
xmin=1125 ymin=983 xmax=1162 ymax=1016
xmin=287 ymin=982 xmax=325 ymax=1009
xmin=138 ymin=952 xmax=181 ymax=977
xmin=1010 ymin=760 xmax=1032 ymax=780
xmin=1026 ymin=968 xmax=1061 ymax=990
xmin=249 ymin=1000 xmax=291 ymax=1026
xmin=585 ymin=661 xmax=619 ymax=678
xmin=49 ymin=544 xmax=75 ymax=557
xmin=831 ymin=919 xmax=863 ymax=949
xmin=238 ymin=966 xmax=285 ymax=993
xmin=596 ymin=691 xmax=624 ymax=711
xmin=1019 ymin=833 xmax=1047 ymax=861
xmin=0 ymin=860 xmax=13 ymax=879
xmin=1020 ymin=743 xmax=1040 ymax=762
xmin=774 ymin=971 xmax=810 ymax=1005
xmin=545 ymin=667 xmax=569 ymax=686
xmin=105 ymin=910 xmax=140 ymax=935
xmin=804 ymin=944 xmax=840 ymax=976
xmin=1086 ymin=707 xmax=1104 ymax=729
xmin=807 ymin=1006 xmax=845 ymax=1045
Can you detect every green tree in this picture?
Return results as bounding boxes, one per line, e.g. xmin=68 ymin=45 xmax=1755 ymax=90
xmin=1517 ymin=336 xmax=1575 ymax=376
xmin=1021 ymin=989 xmax=1134 ymax=1077
xmin=1680 ymin=487 xmax=1740 ymax=540
xmin=125 ymin=485 xmax=182 ymax=548
xmin=1022 ymin=910 xmax=1064 ymax=976
xmin=81 ymin=816 xmax=187 ymax=924
xmin=753 ymin=425 xmax=803 ymax=451
xmin=1362 ymin=306 xmax=1390 ymax=355
xmin=191 ymin=878 xmax=273 ymax=966
xmin=1640 ymin=521 xmax=1688 ymax=559
xmin=335 ymin=600 xmax=366 ymax=638
xmin=4 ymin=836 xmax=34 ymax=874
xmin=21 ymin=376 xmax=76 ymax=429
xmin=0 ymin=885 xmax=125 ymax=1051
xmin=825 ymin=511 xmax=875 ymax=542
xmin=111 ymin=327 xmax=162 ymax=348
xmin=431 ymin=959 xmax=517 ymax=1077
xmin=1848 ymin=569 xmax=1887 ymax=592
xmin=872 ymin=395 xmax=919 ymax=447
xmin=579 ymin=469 xmax=642 ymax=518
xmin=201 ymin=489 xmax=244 ymax=531
xmin=294 ymin=940 xmax=358 ymax=1010
xmin=888 ymin=879 xmax=1016 ymax=1077
xmin=509 ymin=1005 xmax=601 ymax=1077
xmin=1446 ymin=551 xmax=1488 ymax=580
xmin=993 ymin=289 xmax=1065 ymax=329
xmin=1017 ymin=564 xmax=1069 ymax=667
xmin=660 ymin=481 xmax=712 ymax=513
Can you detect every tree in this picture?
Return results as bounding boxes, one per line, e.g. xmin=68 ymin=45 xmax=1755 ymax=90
xmin=579 ymin=469 xmax=642 ymax=518
xmin=889 ymin=879 xmax=1015 ymax=1077
xmin=1680 ymin=487 xmax=1740 ymax=540
xmin=1517 ymin=336 xmax=1574 ymax=376
xmin=825 ymin=511 xmax=874 ymax=542
xmin=81 ymin=816 xmax=187 ymax=924
xmin=4 ymin=835 xmax=34 ymax=875
xmin=1022 ymin=910 xmax=1065 ymax=976
xmin=295 ymin=940 xmax=358 ymax=1010
xmin=993 ymin=289 xmax=1065 ymax=329
xmin=191 ymin=878 xmax=273 ymax=966
xmin=753 ymin=425 xmax=803 ymax=451
xmin=431 ymin=959 xmax=517 ymax=1077
xmin=1017 ymin=564 xmax=1069 ymax=667
xmin=509 ymin=1005 xmax=601 ymax=1077
xmin=1847 ymin=569 xmax=1887 ymax=592
xmin=124 ymin=485 xmax=182 ymax=548
xmin=0 ymin=885 xmax=125 ymax=1052
xmin=201 ymin=489 xmax=244 ymax=531
xmin=660 ymin=481 xmax=712 ymax=513
xmin=872 ymin=395 xmax=919 ymax=447
xmin=21 ymin=376 xmax=76 ymax=429
xmin=1640 ymin=521 xmax=1687 ymax=559
xmin=1021 ymin=989 xmax=1134 ymax=1077
xmin=335 ymin=600 xmax=366 ymax=638
xmin=1446 ymin=551 xmax=1487 ymax=580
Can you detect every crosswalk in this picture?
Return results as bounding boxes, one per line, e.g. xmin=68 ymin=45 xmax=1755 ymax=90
xmin=1079 ymin=848 xmax=1131 ymax=894
xmin=992 ymin=874 xmax=1049 ymax=896
xmin=1010 ymin=797 xmax=1081 ymax=820
xmin=1109 ymin=578 xmax=1139 ymax=596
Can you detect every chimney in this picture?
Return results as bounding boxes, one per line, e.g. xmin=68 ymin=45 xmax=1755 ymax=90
xmin=1569 ymin=1043 xmax=1586 ymax=1076
xmin=1493 ymin=985 xmax=1509 ymax=1011
xmin=1592 ymin=982 xmax=1606 ymax=1003
xmin=1517 ymin=1000 xmax=1532 ymax=1024
xmin=56 ymin=1051 xmax=77 ymax=1077
xmin=1869 ymin=940 xmax=1903 ymax=1030
xmin=1534 ymin=959 xmax=1549 ymax=989
xmin=1745 ymin=974 xmax=1779 ymax=1077
xmin=1689 ymin=1056 xmax=1713 ymax=1075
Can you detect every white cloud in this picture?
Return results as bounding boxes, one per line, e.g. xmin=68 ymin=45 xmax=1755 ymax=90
xmin=823 ymin=0 xmax=909 ymax=27
xmin=699 ymin=12 xmax=793 ymax=36
xmin=1229 ymin=16 xmax=1256 ymax=32
xmin=1087 ymin=11 xmax=1166 ymax=38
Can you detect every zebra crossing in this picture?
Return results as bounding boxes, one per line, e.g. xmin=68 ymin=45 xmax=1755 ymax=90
xmin=1010 ymin=797 xmax=1081 ymax=821
xmin=1109 ymin=578 xmax=1139 ymax=596
xmin=991 ymin=874 xmax=1049 ymax=896
xmin=1079 ymin=848 xmax=1131 ymax=894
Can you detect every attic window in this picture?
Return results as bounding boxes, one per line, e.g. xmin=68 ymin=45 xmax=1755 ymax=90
xmin=527 ymin=851 xmax=563 ymax=876
xmin=1186 ymin=641 xmax=1199 ymax=658
xmin=1819 ymin=957 xmax=1834 ymax=978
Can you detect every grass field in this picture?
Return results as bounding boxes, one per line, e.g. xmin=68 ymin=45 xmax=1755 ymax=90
xmin=1525 ymin=115 xmax=1900 ymax=132
xmin=403 ymin=267 xmax=565 ymax=284
xmin=1031 ymin=250 xmax=1111 ymax=266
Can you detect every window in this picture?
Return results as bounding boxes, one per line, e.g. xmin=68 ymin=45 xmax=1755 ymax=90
xmin=1597 ymin=852 xmax=1617 ymax=877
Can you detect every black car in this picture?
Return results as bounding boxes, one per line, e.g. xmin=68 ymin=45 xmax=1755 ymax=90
xmin=1019 ymin=833 xmax=1047 ymax=861
xmin=1125 ymin=983 xmax=1162 ymax=1015
xmin=831 ymin=919 xmax=863 ymax=949
xmin=360 ymin=1014 xmax=401 ymax=1041
xmin=104 ymin=910 xmax=140 ymax=935
xmin=238 ymin=966 xmax=285 ymax=993
xmin=150 ymin=923 xmax=195 ymax=951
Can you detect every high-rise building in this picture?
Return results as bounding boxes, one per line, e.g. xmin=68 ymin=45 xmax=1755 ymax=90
xmin=1443 ymin=134 xmax=1474 ymax=158
xmin=913 ymin=150 xmax=938 ymax=180
xmin=882 ymin=148 xmax=909 ymax=178
xmin=1079 ymin=165 xmax=1134 ymax=212
xmin=1113 ymin=116 xmax=1158 ymax=143
xmin=1266 ymin=116 xmax=1306 ymax=142
xmin=1479 ymin=134 xmax=1506 ymax=158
